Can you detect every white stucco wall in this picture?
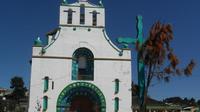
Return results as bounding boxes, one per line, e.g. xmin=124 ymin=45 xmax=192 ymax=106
xmin=29 ymin=1 xmax=132 ymax=112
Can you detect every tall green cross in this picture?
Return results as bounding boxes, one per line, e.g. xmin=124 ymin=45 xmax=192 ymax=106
xmin=117 ymin=15 xmax=145 ymax=106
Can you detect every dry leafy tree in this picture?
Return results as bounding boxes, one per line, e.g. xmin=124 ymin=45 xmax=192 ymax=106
xmin=138 ymin=21 xmax=196 ymax=111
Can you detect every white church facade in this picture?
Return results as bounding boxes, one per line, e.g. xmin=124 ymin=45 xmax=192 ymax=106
xmin=29 ymin=0 xmax=132 ymax=112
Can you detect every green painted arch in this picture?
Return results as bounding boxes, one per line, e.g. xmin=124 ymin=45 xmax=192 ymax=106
xmin=56 ymin=82 xmax=106 ymax=112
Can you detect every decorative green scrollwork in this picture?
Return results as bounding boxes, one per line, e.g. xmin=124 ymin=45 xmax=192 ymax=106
xmin=56 ymin=82 xmax=106 ymax=112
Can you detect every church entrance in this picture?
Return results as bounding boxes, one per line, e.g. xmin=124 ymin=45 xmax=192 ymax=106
xmin=69 ymin=95 xmax=98 ymax=112
xmin=56 ymin=82 xmax=106 ymax=112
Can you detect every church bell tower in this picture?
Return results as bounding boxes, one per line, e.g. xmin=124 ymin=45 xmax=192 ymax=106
xmin=29 ymin=0 xmax=132 ymax=112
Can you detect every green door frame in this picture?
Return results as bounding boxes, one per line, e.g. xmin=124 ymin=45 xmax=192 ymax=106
xmin=56 ymin=82 xmax=106 ymax=112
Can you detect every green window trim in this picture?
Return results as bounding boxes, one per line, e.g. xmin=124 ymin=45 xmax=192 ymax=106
xmin=44 ymin=76 xmax=49 ymax=92
xmin=114 ymin=97 xmax=119 ymax=112
xmin=114 ymin=79 xmax=120 ymax=94
xmin=71 ymin=48 xmax=94 ymax=81
xmin=72 ymin=59 xmax=78 ymax=80
xmin=43 ymin=96 xmax=48 ymax=111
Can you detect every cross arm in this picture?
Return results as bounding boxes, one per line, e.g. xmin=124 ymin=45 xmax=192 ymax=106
xmin=117 ymin=37 xmax=137 ymax=48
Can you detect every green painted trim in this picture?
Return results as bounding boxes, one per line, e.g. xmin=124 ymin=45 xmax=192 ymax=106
xmin=41 ymin=28 xmax=61 ymax=54
xmin=71 ymin=48 xmax=94 ymax=81
xmin=71 ymin=58 xmax=78 ymax=80
xmin=114 ymin=79 xmax=119 ymax=94
xmin=43 ymin=96 xmax=48 ymax=111
xmin=56 ymin=82 xmax=106 ymax=112
xmin=43 ymin=77 xmax=49 ymax=92
xmin=102 ymin=29 xmax=123 ymax=56
xmin=114 ymin=97 xmax=119 ymax=112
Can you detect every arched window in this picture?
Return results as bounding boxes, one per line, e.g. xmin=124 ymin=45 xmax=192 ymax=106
xmin=72 ymin=48 xmax=94 ymax=80
xmin=114 ymin=79 xmax=120 ymax=94
xmin=80 ymin=4 xmax=85 ymax=24
xmin=114 ymin=97 xmax=119 ymax=112
xmin=43 ymin=76 xmax=49 ymax=92
xmin=67 ymin=9 xmax=73 ymax=24
xmin=92 ymin=11 xmax=97 ymax=26
xmin=43 ymin=96 xmax=48 ymax=111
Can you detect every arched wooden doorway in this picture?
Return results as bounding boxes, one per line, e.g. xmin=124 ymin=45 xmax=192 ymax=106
xmin=57 ymin=82 xmax=106 ymax=112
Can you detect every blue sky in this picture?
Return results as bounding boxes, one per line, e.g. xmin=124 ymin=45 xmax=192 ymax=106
xmin=0 ymin=0 xmax=199 ymax=100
